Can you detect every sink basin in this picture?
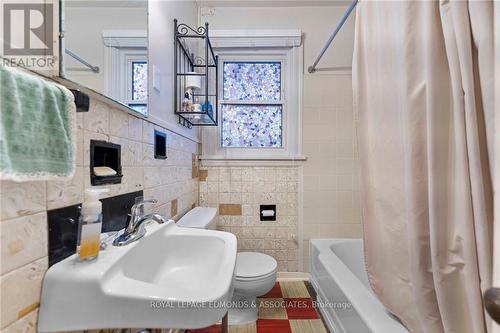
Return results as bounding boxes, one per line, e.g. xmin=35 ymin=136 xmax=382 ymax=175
xmin=38 ymin=220 xmax=237 ymax=332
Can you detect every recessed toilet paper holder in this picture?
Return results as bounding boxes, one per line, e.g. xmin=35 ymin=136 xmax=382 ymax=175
xmin=260 ymin=205 xmax=276 ymax=221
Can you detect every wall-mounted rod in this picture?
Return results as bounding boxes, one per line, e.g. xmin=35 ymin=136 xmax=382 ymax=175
xmin=65 ymin=49 xmax=100 ymax=73
xmin=308 ymin=0 xmax=358 ymax=74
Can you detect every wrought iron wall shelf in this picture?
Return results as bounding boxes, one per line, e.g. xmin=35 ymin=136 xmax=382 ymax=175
xmin=174 ymin=19 xmax=218 ymax=127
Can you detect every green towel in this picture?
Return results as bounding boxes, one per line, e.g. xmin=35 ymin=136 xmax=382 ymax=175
xmin=0 ymin=64 xmax=76 ymax=181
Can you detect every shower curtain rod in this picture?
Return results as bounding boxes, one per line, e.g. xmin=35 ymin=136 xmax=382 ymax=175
xmin=308 ymin=0 xmax=358 ymax=74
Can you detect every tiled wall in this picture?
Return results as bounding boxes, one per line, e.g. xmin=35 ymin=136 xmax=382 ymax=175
xmin=302 ymin=73 xmax=362 ymax=270
xmin=198 ymin=166 xmax=300 ymax=272
xmin=199 ymin=74 xmax=362 ymax=273
xmin=0 ymin=99 xmax=199 ymax=332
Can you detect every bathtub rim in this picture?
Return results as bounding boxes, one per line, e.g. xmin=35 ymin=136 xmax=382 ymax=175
xmin=310 ymin=238 xmax=408 ymax=333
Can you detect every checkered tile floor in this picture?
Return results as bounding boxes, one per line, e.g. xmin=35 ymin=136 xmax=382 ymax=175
xmin=186 ymin=281 xmax=329 ymax=333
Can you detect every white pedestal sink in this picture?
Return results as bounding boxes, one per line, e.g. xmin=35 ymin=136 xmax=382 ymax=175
xmin=38 ymin=220 xmax=237 ymax=332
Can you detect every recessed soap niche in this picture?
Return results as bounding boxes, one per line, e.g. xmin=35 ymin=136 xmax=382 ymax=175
xmin=90 ymin=140 xmax=123 ymax=185
xmin=154 ymin=129 xmax=167 ymax=159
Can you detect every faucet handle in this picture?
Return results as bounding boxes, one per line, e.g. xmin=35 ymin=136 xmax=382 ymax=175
xmin=134 ymin=198 xmax=158 ymax=206
xmin=131 ymin=199 xmax=158 ymax=213
xmin=128 ymin=199 xmax=159 ymax=233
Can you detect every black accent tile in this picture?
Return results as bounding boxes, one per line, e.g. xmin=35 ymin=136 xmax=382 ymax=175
xmin=154 ymin=129 xmax=167 ymax=159
xmin=47 ymin=190 xmax=143 ymax=266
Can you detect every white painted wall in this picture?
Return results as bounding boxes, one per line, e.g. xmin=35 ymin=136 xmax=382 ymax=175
xmin=64 ymin=1 xmax=200 ymax=141
xmin=200 ymin=5 xmax=355 ymax=70
xmin=64 ymin=6 xmax=147 ymax=93
xmin=148 ymin=0 xmax=200 ymax=142
xmin=200 ymin=4 xmax=361 ymax=272
xmin=0 ymin=0 xmax=60 ymax=77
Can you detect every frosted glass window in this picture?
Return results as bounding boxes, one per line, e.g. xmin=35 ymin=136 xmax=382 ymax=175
xmin=222 ymin=105 xmax=282 ymax=147
xmin=221 ymin=60 xmax=283 ymax=148
xmin=223 ymin=62 xmax=281 ymax=101
xmin=132 ymin=61 xmax=148 ymax=101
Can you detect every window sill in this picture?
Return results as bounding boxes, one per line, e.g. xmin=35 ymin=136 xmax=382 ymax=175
xmin=199 ymin=155 xmax=307 ymax=167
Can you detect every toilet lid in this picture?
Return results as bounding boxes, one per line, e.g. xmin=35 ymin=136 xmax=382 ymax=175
xmin=235 ymin=252 xmax=278 ymax=279
xmin=176 ymin=207 xmax=217 ymax=228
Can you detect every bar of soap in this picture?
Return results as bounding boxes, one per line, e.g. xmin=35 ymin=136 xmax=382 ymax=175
xmin=93 ymin=166 xmax=117 ymax=177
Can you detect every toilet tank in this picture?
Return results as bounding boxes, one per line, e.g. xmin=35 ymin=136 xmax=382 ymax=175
xmin=176 ymin=207 xmax=217 ymax=230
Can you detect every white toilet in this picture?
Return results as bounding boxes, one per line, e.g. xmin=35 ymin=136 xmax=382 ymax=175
xmin=177 ymin=207 xmax=278 ymax=325
xmin=230 ymin=251 xmax=277 ymax=325
xmin=176 ymin=206 xmax=218 ymax=229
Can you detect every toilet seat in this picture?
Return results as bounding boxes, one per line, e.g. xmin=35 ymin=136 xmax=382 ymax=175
xmin=235 ymin=271 xmax=276 ymax=282
xmin=235 ymin=252 xmax=277 ymax=280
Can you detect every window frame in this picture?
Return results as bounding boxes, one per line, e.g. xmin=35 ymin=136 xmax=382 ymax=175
xmin=107 ymin=49 xmax=148 ymax=115
xmin=201 ymin=31 xmax=303 ymax=162
xmin=125 ymin=57 xmax=148 ymax=110
xmin=220 ymin=57 xmax=286 ymax=149
xmin=102 ymin=30 xmax=148 ymax=116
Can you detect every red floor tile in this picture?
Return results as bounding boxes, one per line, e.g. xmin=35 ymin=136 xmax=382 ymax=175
xmin=260 ymin=282 xmax=283 ymax=298
xmin=186 ymin=325 xmax=221 ymax=333
xmin=283 ymin=298 xmax=320 ymax=320
xmin=257 ymin=319 xmax=292 ymax=333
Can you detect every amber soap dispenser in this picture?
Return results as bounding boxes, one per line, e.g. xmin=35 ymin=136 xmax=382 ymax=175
xmin=76 ymin=189 xmax=107 ymax=261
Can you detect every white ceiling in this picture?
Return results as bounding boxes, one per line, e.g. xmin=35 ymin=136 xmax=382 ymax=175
xmin=196 ymin=0 xmax=352 ymax=8
xmin=65 ymin=0 xmax=351 ymax=9
xmin=64 ymin=0 xmax=147 ymax=8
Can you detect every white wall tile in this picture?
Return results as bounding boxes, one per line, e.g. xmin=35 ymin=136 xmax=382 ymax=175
xmin=109 ymin=108 xmax=129 ymax=138
xmin=201 ymin=166 xmax=299 ymax=271
xmin=128 ymin=117 xmax=143 ymax=142
xmin=302 ymin=74 xmax=362 ymax=272
xmin=47 ymin=167 xmax=84 ymax=210
xmin=122 ymin=167 xmax=144 ymax=192
xmin=0 ymin=257 xmax=47 ymax=329
xmin=84 ymin=101 xmax=109 ymax=134
xmin=0 ymin=307 xmax=38 ymax=333
xmin=0 ymin=181 xmax=46 ymax=221
xmin=0 ymin=213 xmax=48 ymax=275
xmin=1 ymin=96 xmax=200 ymax=332
xmin=75 ymin=129 xmax=84 ymax=166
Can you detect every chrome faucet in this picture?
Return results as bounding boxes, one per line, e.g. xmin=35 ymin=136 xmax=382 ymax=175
xmin=113 ymin=198 xmax=167 ymax=246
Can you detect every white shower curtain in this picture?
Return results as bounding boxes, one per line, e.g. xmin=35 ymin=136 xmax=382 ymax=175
xmin=352 ymin=1 xmax=494 ymax=332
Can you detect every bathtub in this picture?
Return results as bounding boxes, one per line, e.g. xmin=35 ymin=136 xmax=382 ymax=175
xmin=310 ymin=239 xmax=408 ymax=333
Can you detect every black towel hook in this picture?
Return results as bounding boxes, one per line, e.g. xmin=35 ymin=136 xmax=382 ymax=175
xmin=70 ymin=89 xmax=89 ymax=112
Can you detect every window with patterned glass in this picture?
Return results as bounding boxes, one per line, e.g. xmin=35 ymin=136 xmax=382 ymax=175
xmin=128 ymin=60 xmax=148 ymax=115
xmin=132 ymin=61 xmax=148 ymax=101
xmin=221 ymin=62 xmax=283 ymax=148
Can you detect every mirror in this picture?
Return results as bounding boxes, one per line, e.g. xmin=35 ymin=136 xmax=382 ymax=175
xmin=61 ymin=0 xmax=148 ymax=115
